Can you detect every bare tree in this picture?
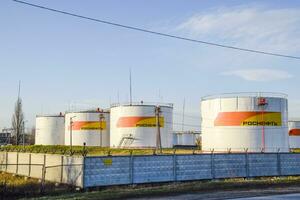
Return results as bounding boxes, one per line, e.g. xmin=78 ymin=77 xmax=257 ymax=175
xmin=11 ymin=98 xmax=24 ymax=145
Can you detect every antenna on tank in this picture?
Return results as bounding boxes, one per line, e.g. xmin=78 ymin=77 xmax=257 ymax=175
xmin=182 ymin=98 xmax=185 ymax=132
xmin=129 ymin=68 xmax=132 ymax=105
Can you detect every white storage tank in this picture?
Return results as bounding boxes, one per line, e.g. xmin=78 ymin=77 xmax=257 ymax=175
xmin=110 ymin=103 xmax=173 ymax=148
xmin=35 ymin=113 xmax=65 ymax=145
xmin=289 ymin=121 xmax=300 ymax=149
xmin=175 ymin=131 xmax=200 ymax=146
xmin=65 ymin=109 xmax=110 ymax=146
xmin=201 ymin=92 xmax=289 ymax=152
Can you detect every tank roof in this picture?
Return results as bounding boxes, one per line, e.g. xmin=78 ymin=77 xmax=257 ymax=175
xmin=36 ymin=114 xmax=64 ymax=118
xmin=202 ymin=92 xmax=287 ymax=101
xmin=111 ymin=102 xmax=173 ymax=108
xmin=65 ymin=109 xmax=110 ymax=114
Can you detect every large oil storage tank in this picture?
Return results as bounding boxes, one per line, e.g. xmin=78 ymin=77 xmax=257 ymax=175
xmin=201 ymin=92 xmax=289 ymax=152
xmin=65 ymin=109 xmax=110 ymax=146
xmin=289 ymin=121 xmax=300 ymax=149
xmin=35 ymin=113 xmax=65 ymax=145
xmin=110 ymin=103 xmax=173 ymax=148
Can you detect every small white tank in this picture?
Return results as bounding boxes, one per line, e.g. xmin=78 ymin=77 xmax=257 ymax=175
xmin=201 ymin=92 xmax=289 ymax=152
xmin=65 ymin=109 xmax=110 ymax=146
xmin=35 ymin=114 xmax=65 ymax=145
xmin=110 ymin=103 xmax=173 ymax=148
xmin=289 ymin=121 xmax=300 ymax=149
xmin=175 ymin=131 xmax=200 ymax=146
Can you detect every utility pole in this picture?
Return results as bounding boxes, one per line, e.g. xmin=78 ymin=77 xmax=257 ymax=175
xmin=70 ymin=116 xmax=76 ymax=152
xmin=155 ymin=106 xmax=162 ymax=153
xmin=129 ymin=68 xmax=132 ymax=105
xmin=99 ymin=112 xmax=105 ymax=147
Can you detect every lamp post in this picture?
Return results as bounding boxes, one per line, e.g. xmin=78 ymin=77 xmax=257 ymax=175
xmin=22 ymin=120 xmax=28 ymax=147
xmin=70 ymin=116 xmax=76 ymax=153
xmin=99 ymin=112 xmax=105 ymax=147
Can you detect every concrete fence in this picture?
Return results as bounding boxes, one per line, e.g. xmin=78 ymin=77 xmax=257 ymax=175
xmin=0 ymin=152 xmax=84 ymax=187
xmin=83 ymin=153 xmax=300 ymax=188
xmin=2 ymin=152 xmax=300 ymax=188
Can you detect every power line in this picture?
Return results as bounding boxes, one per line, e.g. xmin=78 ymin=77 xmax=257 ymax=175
xmin=13 ymin=0 xmax=300 ymax=60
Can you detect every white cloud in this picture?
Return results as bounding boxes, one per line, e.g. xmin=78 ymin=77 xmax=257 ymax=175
xmin=176 ymin=6 xmax=300 ymax=53
xmin=222 ymin=69 xmax=293 ymax=81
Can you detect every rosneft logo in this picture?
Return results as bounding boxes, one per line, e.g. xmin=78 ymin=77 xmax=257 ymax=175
xmin=70 ymin=121 xmax=106 ymax=130
xmin=117 ymin=116 xmax=164 ymax=128
xmin=214 ymin=112 xmax=282 ymax=126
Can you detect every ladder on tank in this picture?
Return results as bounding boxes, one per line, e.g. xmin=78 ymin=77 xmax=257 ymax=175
xmin=118 ymin=134 xmax=137 ymax=148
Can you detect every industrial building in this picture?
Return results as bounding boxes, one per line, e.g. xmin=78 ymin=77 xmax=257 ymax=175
xmin=289 ymin=121 xmax=300 ymax=149
xmin=201 ymin=92 xmax=289 ymax=152
xmin=110 ymin=102 xmax=173 ymax=148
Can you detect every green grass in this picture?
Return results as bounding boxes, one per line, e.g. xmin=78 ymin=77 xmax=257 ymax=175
xmin=0 ymin=172 xmax=72 ymax=199
xmin=0 ymin=145 xmax=200 ymax=156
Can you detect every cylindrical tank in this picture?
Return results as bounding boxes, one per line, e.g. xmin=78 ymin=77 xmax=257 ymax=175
xmin=110 ymin=103 xmax=173 ymax=148
xmin=175 ymin=131 xmax=199 ymax=146
xmin=289 ymin=121 xmax=300 ymax=149
xmin=35 ymin=114 xmax=65 ymax=145
xmin=201 ymin=92 xmax=289 ymax=152
xmin=65 ymin=109 xmax=110 ymax=146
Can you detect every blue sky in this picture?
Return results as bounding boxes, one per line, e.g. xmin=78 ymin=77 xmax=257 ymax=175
xmin=1 ymin=0 xmax=300 ymax=130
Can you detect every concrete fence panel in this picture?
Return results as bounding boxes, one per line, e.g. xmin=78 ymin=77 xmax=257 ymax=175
xmin=133 ymin=155 xmax=173 ymax=184
xmin=176 ymin=154 xmax=212 ymax=181
xmin=84 ymin=156 xmax=130 ymax=187
xmin=214 ymin=154 xmax=246 ymax=179
xmin=280 ymin=153 xmax=300 ymax=175
xmin=248 ymin=153 xmax=279 ymax=177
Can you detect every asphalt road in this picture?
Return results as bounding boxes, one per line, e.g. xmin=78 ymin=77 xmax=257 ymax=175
xmin=128 ymin=187 xmax=300 ymax=200
xmin=231 ymin=193 xmax=300 ymax=199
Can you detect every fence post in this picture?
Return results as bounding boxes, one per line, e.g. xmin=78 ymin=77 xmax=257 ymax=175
xmin=173 ymin=151 xmax=177 ymax=182
xmin=40 ymin=154 xmax=47 ymax=194
xmin=28 ymin=153 xmax=32 ymax=177
xmin=277 ymin=149 xmax=281 ymax=176
xmin=245 ymin=149 xmax=249 ymax=178
xmin=60 ymin=155 xmax=64 ymax=183
xmin=16 ymin=152 xmax=19 ymax=174
xmin=5 ymin=151 xmax=8 ymax=172
xmin=211 ymin=150 xmax=215 ymax=179
xmin=129 ymin=151 xmax=134 ymax=184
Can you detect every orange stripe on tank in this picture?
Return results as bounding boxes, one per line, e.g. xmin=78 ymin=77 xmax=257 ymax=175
xmin=289 ymin=129 xmax=300 ymax=136
xmin=214 ymin=112 xmax=258 ymax=126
